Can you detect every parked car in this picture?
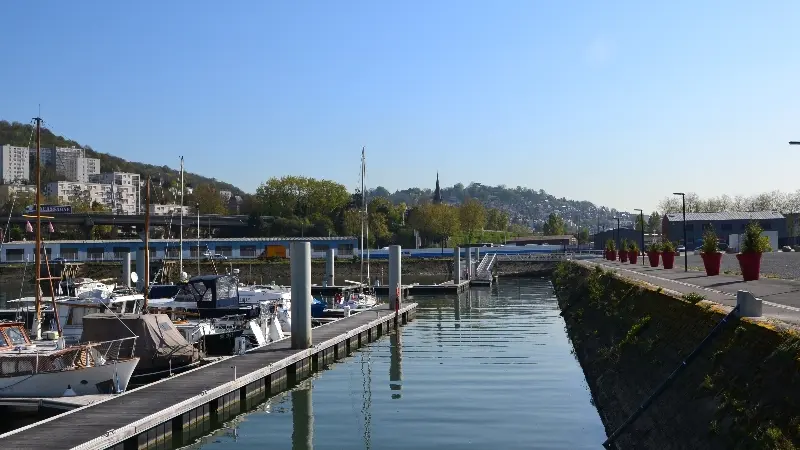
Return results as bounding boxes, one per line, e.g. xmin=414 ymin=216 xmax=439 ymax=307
xmin=677 ymin=245 xmax=686 ymax=253
xmin=204 ymin=253 xmax=228 ymax=261
xmin=51 ymin=257 xmax=67 ymax=264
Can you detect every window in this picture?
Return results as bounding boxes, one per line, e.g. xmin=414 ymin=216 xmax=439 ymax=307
xmin=312 ymin=245 xmax=327 ymax=254
xmin=190 ymin=246 xmax=207 ymax=258
xmin=240 ymin=245 xmax=256 ymax=258
xmin=5 ymin=327 xmax=27 ymax=345
xmin=165 ymin=247 xmax=180 ymax=258
xmin=60 ymin=247 xmax=78 ymax=260
xmin=216 ymin=277 xmax=237 ymax=300
xmin=721 ymin=223 xmax=732 ymax=231
xmin=113 ymin=247 xmax=130 ymax=259
xmin=87 ymin=248 xmax=104 ymax=261
xmin=5 ymin=249 xmax=23 ymax=262
xmin=216 ymin=246 xmax=232 ymax=257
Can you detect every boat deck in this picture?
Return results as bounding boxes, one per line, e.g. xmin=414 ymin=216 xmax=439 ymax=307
xmin=0 ymin=303 xmax=418 ymax=450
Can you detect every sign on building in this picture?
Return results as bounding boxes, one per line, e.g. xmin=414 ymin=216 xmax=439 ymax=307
xmin=24 ymin=205 xmax=73 ymax=214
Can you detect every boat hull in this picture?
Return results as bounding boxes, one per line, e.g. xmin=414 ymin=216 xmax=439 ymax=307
xmin=0 ymin=358 xmax=140 ymax=398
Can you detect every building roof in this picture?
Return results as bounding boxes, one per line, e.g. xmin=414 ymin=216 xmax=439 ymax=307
xmin=508 ymin=235 xmax=574 ymax=242
xmin=665 ymin=211 xmax=784 ymax=222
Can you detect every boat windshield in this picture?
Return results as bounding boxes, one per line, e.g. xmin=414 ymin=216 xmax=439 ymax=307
xmin=4 ymin=326 xmax=27 ymax=345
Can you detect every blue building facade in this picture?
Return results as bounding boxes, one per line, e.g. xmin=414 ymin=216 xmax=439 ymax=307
xmin=0 ymin=236 xmax=358 ymax=263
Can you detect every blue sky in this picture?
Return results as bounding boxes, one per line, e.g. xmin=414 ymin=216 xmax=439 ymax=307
xmin=2 ymin=1 xmax=799 ymax=212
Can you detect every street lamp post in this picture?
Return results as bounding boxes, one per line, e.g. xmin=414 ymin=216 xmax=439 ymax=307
xmin=613 ymin=216 xmax=620 ymax=256
xmin=673 ymin=193 xmax=687 ymax=272
xmin=634 ymin=208 xmax=644 ymax=266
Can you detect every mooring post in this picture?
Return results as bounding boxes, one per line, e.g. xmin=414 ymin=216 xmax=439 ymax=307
xmin=325 ymin=248 xmax=335 ymax=287
xmin=290 ymin=242 xmax=312 ymax=349
xmin=466 ymin=246 xmax=473 ymax=279
xmin=123 ymin=252 xmax=131 ymax=288
xmin=135 ymin=249 xmax=145 ymax=292
xmin=389 ymin=245 xmax=402 ymax=310
xmin=454 ymin=246 xmax=461 ymax=284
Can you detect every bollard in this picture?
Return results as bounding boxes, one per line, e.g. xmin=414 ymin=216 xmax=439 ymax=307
xmin=736 ymin=290 xmax=763 ymax=317
xmin=290 ymin=242 xmax=312 ymax=349
xmin=325 ymin=248 xmax=335 ymax=287
xmin=123 ymin=252 xmax=131 ymax=288
xmin=454 ymin=246 xmax=461 ymax=284
xmin=389 ymin=245 xmax=402 ymax=310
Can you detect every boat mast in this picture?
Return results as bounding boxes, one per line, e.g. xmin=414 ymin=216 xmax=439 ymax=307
xmin=143 ymin=177 xmax=151 ymax=310
xmin=363 ymin=147 xmax=370 ymax=285
xmin=33 ymin=117 xmax=42 ymax=340
xmin=179 ymin=156 xmax=184 ymax=276
xmin=359 ymin=147 xmax=365 ymax=287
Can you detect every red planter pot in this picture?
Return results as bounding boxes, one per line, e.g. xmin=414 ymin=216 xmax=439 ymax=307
xmin=647 ymin=251 xmax=660 ymax=267
xmin=700 ymin=252 xmax=722 ymax=276
xmin=736 ymin=252 xmax=762 ymax=281
xmin=619 ymin=251 xmax=628 ymax=262
xmin=628 ymin=251 xmax=638 ymax=264
xmin=662 ymin=251 xmax=675 ymax=269
xmin=608 ymin=250 xmax=617 ymax=261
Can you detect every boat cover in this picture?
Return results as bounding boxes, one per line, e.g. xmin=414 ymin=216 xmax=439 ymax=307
xmin=80 ymin=313 xmax=200 ymax=373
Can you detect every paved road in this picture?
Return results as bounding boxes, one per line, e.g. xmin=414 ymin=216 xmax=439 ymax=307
xmin=672 ymin=252 xmax=800 ymax=280
xmin=584 ymin=259 xmax=800 ymax=325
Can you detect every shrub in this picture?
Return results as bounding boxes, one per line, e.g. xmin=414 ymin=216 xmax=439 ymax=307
xmin=605 ymin=239 xmax=616 ymax=251
xmin=662 ymin=240 xmax=676 ymax=253
xmin=701 ymin=228 xmax=719 ymax=254
xmin=647 ymin=241 xmax=661 ymax=253
xmin=628 ymin=241 xmax=639 ymax=253
xmin=741 ymin=221 xmax=771 ymax=254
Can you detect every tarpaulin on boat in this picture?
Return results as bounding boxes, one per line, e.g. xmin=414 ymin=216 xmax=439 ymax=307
xmin=80 ymin=313 xmax=200 ymax=374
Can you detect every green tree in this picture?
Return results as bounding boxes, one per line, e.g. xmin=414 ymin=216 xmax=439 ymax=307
xmin=634 ymin=215 xmax=646 ymax=231
xmin=8 ymin=224 xmax=23 ymax=241
xmin=458 ymin=198 xmax=486 ymax=244
xmin=647 ymin=212 xmax=661 ymax=234
xmin=341 ymin=208 xmax=362 ymax=236
xmin=193 ymin=184 xmax=228 ymax=215
xmin=542 ymin=213 xmax=566 ymax=235
xmin=576 ymin=228 xmax=590 ymax=244
xmin=255 ymin=176 xmax=350 ymax=219
xmin=485 ymin=208 xmax=509 ymax=231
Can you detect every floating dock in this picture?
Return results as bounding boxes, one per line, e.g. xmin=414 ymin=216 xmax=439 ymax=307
xmin=0 ymin=303 xmax=418 ymax=450
xmin=373 ymin=280 xmax=470 ymax=295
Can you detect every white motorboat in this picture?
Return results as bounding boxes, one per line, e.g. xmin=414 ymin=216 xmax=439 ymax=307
xmin=0 ymin=321 xmax=139 ymax=397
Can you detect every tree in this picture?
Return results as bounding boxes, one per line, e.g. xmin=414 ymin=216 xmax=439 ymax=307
xmin=647 ymin=212 xmax=661 ymax=234
xmin=634 ymin=215 xmax=646 ymax=231
xmin=193 ymin=184 xmax=228 ymax=215
xmin=542 ymin=213 xmax=566 ymax=235
xmin=341 ymin=208 xmax=362 ymax=237
xmin=576 ymin=228 xmax=590 ymax=244
xmin=485 ymin=208 xmax=509 ymax=231
xmin=458 ymin=198 xmax=486 ymax=243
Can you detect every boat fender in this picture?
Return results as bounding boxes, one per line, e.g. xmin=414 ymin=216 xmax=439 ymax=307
xmin=63 ymin=385 xmax=77 ymax=397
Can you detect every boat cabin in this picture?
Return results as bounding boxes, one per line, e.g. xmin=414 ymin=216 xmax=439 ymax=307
xmin=182 ymin=275 xmax=259 ymax=319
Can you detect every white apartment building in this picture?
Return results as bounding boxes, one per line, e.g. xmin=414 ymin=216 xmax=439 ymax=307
xmin=219 ymin=190 xmax=233 ymax=202
xmin=90 ymin=172 xmax=140 ymax=215
xmin=0 ymin=145 xmax=31 ymax=184
xmin=149 ymin=204 xmax=189 ymax=216
xmin=45 ymin=181 xmax=112 ymax=209
xmin=0 ymin=184 xmax=36 ymax=204
xmin=33 ymin=147 xmax=101 ymax=182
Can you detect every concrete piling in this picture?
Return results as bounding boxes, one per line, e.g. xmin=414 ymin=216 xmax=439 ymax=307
xmin=123 ymin=252 xmax=131 ymax=288
xmin=290 ymin=242 xmax=312 ymax=349
xmin=325 ymin=248 xmax=335 ymax=287
xmin=389 ymin=245 xmax=402 ymax=310
xmin=454 ymin=247 xmax=461 ymax=284
xmin=466 ymin=247 xmax=473 ymax=279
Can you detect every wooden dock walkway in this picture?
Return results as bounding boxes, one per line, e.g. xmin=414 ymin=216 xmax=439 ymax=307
xmin=0 ymin=303 xmax=418 ymax=450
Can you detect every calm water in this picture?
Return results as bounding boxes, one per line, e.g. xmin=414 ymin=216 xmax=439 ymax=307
xmin=193 ymin=278 xmax=606 ymax=450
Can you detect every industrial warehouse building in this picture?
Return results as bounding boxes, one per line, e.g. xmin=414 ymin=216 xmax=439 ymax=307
xmin=661 ymin=211 xmax=786 ymax=250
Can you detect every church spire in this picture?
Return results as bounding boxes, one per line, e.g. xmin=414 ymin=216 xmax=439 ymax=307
xmin=433 ymin=172 xmax=442 ymax=204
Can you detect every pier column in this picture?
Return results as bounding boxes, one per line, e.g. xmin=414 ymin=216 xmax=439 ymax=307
xmin=389 ymin=245 xmax=402 ymax=310
xmin=290 ymin=242 xmax=312 ymax=349
xmin=325 ymin=248 xmax=335 ymax=287
xmin=291 ymin=383 xmax=314 ymax=450
xmin=134 ymin=249 xmax=145 ymax=292
xmin=454 ymin=246 xmax=461 ymax=284
xmin=466 ymin=247 xmax=473 ymax=279
xmin=123 ymin=252 xmax=131 ymax=288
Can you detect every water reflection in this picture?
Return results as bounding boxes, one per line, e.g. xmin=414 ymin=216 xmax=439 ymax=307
xmin=389 ymin=331 xmax=402 ymax=399
xmin=291 ymin=384 xmax=313 ymax=450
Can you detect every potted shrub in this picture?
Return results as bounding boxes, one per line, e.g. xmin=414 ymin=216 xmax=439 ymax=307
xmin=736 ymin=221 xmax=771 ymax=281
xmin=619 ymin=239 xmax=628 ymax=262
xmin=700 ymin=229 xmax=722 ymax=276
xmin=628 ymin=241 xmax=639 ymax=264
xmin=647 ymin=241 xmax=661 ymax=267
xmin=661 ymin=240 xmax=676 ymax=269
xmin=605 ymin=239 xmax=616 ymax=260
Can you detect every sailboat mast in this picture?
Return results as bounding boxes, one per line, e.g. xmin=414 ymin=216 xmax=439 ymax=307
xmin=33 ymin=117 xmax=42 ymax=340
xmin=179 ymin=156 xmax=184 ymax=275
xmin=143 ymin=177 xmax=151 ymax=310
xmin=363 ymin=148 xmax=370 ymax=284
